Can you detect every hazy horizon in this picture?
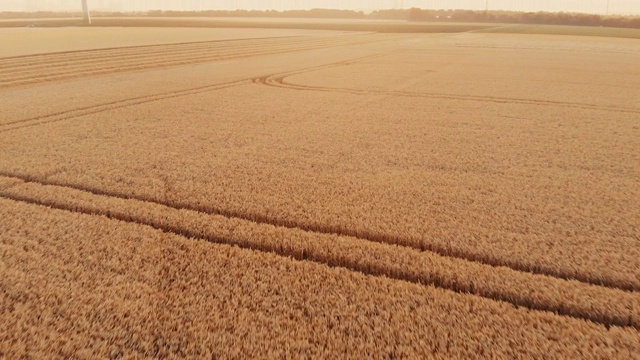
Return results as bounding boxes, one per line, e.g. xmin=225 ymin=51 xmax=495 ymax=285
xmin=3 ymin=0 xmax=640 ymax=16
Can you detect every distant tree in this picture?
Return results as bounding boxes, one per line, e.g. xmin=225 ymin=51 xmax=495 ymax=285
xmin=4 ymin=7 xmax=637 ymax=28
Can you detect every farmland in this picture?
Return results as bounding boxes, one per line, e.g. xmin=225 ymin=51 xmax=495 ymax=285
xmin=1 ymin=20 xmax=640 ymax=358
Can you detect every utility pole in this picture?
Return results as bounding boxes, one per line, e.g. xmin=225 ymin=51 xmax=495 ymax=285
xmin=81 ymin=0 xmax=91 ymax=25
xmin=485 ymin=0 xmax=489 ymax=12
xmin=606 ymin=0 xmax=611 ymax=15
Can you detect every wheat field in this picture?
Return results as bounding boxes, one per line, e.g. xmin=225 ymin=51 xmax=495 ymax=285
xmin=1 ymin=22 xmax=639 ymax=358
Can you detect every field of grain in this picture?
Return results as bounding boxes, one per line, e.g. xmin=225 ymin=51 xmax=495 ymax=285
xmin=1 ymin=21 xmax=639 ymax=358
xmin=479 ymin=24 xmax=640 ymax=39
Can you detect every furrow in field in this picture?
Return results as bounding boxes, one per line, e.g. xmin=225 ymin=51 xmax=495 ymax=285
xmin=2 ymin=89 xmax=636 ymax=290
xmin=0 ymin=34 xmax=376 ymax=68
xmin=2 ymin=51 xmax=636 ymax=293
xmin=0 ymin=39 xmax=362 ymax=84
xmin=258 ymin=73 xmax=640 ymax=115
xmin=0 ymin=32 xmax=379 ymax=66
xmin=0 ymin=52 xmax=391 ymax=130
xmin=0 ymin=80 xmax=251 ymax=133
xmin=4 ymin=197 xmax=640 ymax=358
xmin=0 ymin=175 xmax=638 ymax=330
xmin=0 ymin=35 xmax=361 ymax=75
xmin=0 ymin=41 xmax=253 ymax=70
xmin=0 ymin=36 xmax=307 ymax=68
xmin=0 ymin=35 xmax=388 ymax=88
xmin=0 ymin=166 xmax=637 ymax=296
xmin=0 ymin=165 xmax=639 ymax=291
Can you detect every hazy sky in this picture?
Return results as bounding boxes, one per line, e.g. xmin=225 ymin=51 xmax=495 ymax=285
xmin=3 ymin=0 xmax=639 ymax=15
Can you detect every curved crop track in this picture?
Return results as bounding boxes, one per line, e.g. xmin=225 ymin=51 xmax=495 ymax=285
xmin=255 ymin=62 xmax=640 ymax=115
xmin=1 ymin=52 xmax=637 ymax=292
xmin=2 ymin=31 xmax=638 ymax=357
xmin=0 ymin=53 xmax=391 ymax=132
xmin=0 ymin=34 xmax=393 ymax=89
xmin=253 ymin=56 xmax=640 ymax=292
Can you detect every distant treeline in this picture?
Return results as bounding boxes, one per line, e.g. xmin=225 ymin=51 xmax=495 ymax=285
xmin=403 ymin=9 xmax=640 ymax=28
xmin=2 ymin=9 xmax=639 ymax=29
xmin=145 ymin=9 xmax=368 ymax=19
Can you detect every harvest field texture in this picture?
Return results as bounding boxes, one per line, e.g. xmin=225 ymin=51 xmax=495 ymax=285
xmin=1 ymin=19 xmax=640 ymax=358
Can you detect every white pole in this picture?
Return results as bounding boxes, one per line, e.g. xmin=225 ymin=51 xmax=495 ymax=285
xmin=81 ymin=0 xmax=91 ymax=25
xmin=606 ymin=0 xmax=610 ymax=15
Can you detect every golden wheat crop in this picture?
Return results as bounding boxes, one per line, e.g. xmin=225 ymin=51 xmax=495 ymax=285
xmin=0 ymin=22 xmax=639 ymax=358
xmin=2 ymin=199 xmax=640 ymax=358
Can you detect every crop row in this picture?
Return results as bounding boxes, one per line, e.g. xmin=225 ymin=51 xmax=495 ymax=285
xmin=0 ymin=80 xmax=250 ymax=132
xmin=2 ymin=192 xmax=640 ymax=358
xmin=1 ymin=175 xmax=639 ymax=329
xmin=0 ymin=34 xmax=390 ymax=88
xmin=0 ymin=79 xmax=637 ymax=293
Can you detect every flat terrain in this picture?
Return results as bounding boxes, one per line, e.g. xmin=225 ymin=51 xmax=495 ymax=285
xmin=0 ymin=26 xmax=357 ymax=57
xmin=480 ymin=23 xmax=640 ymax=39
xmin=3 ymin=17 xmax=640 ymax=39
xmin=1 ymin=23 xmax=639 ymax=358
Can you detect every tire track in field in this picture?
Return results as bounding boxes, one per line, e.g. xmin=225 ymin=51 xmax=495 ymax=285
xmin=0 ymin=167 xmax=636 ymax=293
xmin=0 ymin=33 xmax=380 ymax=65
xmin=0 ymin=36 xmax=306 ymax=68
xmin=0 ymin=80 xmax=251 ymax=133
xmin=1 ymin=51 xmax=638 ymax=291
xmin=0 ymin=35 xmax=368 ymax=70
xmin=254 ymin=63 xmax=640 ymax=115
xmin=0 ymin=53 xmax=392 ymax=132
xmin=0 ymin=40 xmax=365 ymax=87
xmin=0 ymin=34 xmax=391 ymax=89
xmin=0 ymin=178 xmax=638 ymax=330
xmin=0 ymin=42 xmax=336 ymax=87
xmin=250 ymin=65 xmax=640 ymax=291
xmin=0 ymin=36 xmax=366 ymax=78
